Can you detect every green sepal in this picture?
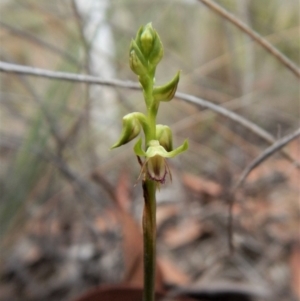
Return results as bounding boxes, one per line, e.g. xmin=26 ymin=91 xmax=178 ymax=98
xmin=129 ymin=40 xmax=148 ymax=76
xmin=153 ymin=71 xmax=180 ymax=102
xmin=156 ymin=125 xmax=173 ymax=151
xmin=146 ymin=139 xmax=188 ymax=158
xmin=133 ymin=137 xmax=146 ymax=156
xmin=140 ymin=23 xmax=155 ymax=58
xmin=148 ymin=31 xmax=164 ymax=68
xmin=134 ymin=139 xmax=188 ymax=159
xmin=134 ymin=25 xmax=145 ymax=51
xmin=111 ymin=113 xmax=142 ymax=149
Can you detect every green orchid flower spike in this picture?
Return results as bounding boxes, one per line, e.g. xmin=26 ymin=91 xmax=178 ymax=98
xmin=111 ymin=23 xmax=188 ymax=301
xmin=112 ymin=22 xmax=188 ymax=183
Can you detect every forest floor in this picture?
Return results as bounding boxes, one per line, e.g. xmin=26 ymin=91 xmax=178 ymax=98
xmin=0 ymin=140 xmax=299 ymax=301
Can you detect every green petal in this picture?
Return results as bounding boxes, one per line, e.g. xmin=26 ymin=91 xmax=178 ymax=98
xmin=147 ymin=155 xmax=167 ymax=183
xmin=145 ymin=139 xmax=188 ymax=158
xmin=133 ymin=138 xmax=146 ymax=156
xmin=153 ymin=71 xmax=180 ymax=102
xmin=156 ymin=125 xmax=173 ymax=151
xmin=140 ymin=23 xmax=155 ymax=57
xmin=148 ymin=30 xmax=164 ymax=68
xmin=129 ymin=40 xmax=148 ymax=76
xmin=165 ymin=139 xmax=188 ymax=158
xmin=111 ymin=113 xmax=142 ymax=149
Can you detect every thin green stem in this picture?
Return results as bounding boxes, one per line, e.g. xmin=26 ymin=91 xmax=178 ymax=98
xmin=142 ymin=179 xmax=157 ymax=301
xmin=147 ymin=108 xmax=157 ymax=140
xmin=142 ymin=71 xmax=157 ymax=301
xmin=144 ymin=76 xmax=156 ymax=144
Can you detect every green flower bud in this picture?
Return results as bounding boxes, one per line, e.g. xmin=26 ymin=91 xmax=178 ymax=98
xmin=129 ymin=40 xmax=148 ymax=76
xmin=111 ymin=113 xmax=141 ymax=149
xmin=134 ymin=25 xmax=145 ymax=50
xmin=156 ymin=125 xmax=173 ymax=152
xmin=135 ymin=23 xmax=163 ymax=69
xmin=148 ymin=32 xmax=163 ymax=68
xmin=153 ymin=71 xmax=180 ymax=102
xmin=140 ymin=23 xmax=155 ymax=57
xmin=129 ymin=50 xmax=147 ymax=76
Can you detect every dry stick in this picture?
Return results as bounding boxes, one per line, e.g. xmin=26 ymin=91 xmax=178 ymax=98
xmin=228 ymin=127 xmax=300 ymax=252
xmin=190 ymin=26 xmax=300 ymax=78
xmin=197 ymin=0 xmax=300 ymax=79
xmin=0 ymin=21 xmax=78 ymax=66
xmin=70 ymin=0 xmax=99 ymax=164
xmin=0 ymin=60 xmax=299 ymax=168
xmin=71 ymin=0 xmax=93 ymax=62
xmin=233 ymin=127 xmax=300 ymax=192
xmin=0 ymin=137 xmax=109 ymax=250
xmin=0 ymin=136 xmax=108 ymax=208
xmin=0 ymin=61 xmax=137 ymax=89
xmin=175 ymin=92 xmax=300 ymax=168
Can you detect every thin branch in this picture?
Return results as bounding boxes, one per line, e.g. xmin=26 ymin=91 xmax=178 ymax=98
xmin=90 ymin=171 xmax=118 ymax=204
xmin=197 ymin=0 xmax=300 ymax=78
xmin=71 ymin=0 xmax=92 ymax=66
xmin=0 ymin=60 xmax=299 ymax=168
xmin=233 ymin=127 xmax=300 ymax=192
xmin=175 ymin=92 xmax=300 ymax=168
xmin=0 ymin=136 xmax=108 ymax=208
xmin=0 ymin=60 xmax=138 ymax=89
xmin=228 ymin=127 xmax=300 ymax=252
xmin=188 ymin=26 xmax=299 ymax=79
xmin=70 ymin=0 xmax=98 ymax=163
xmin=0 ymin=21 xmax=78 ymax=66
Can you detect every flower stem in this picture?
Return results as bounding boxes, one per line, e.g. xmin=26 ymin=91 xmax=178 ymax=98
xmin=143 ymin=77 xmax=157 ymax=144
xmin=142 ymin=179 xmax=156 ymax=301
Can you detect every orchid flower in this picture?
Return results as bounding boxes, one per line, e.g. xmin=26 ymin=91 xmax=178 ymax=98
xmin=111 ymin=23 xmax=188 ymax=301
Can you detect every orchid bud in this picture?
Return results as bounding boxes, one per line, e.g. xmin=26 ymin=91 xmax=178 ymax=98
xmin=129 ymin=40 xmax=148 ymax=76
xmin=153 ymin=71 xmax=180 ymax=102
xmin=148 ymin=32 xmax=163 ymax=68
xmin=111 ymin=113 xmax=141 ymax=149
xmin=156 ymin=125 xmax=173 ymax=152
xmin=135 ymin=23 xmax=163 ymax=68
xmin=140 ymin=23 xmax=155 ymax=57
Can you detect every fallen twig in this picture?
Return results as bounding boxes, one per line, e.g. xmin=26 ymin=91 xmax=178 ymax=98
xmin=197 ymin=0 xmax=300 ymax=78
xmin=0 ymin=60 xmax=299 ymax=168
xmin=229 ymin=127 xmax=300 ymax=252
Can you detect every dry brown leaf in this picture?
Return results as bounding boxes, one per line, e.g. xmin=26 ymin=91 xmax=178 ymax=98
xmin=273 ymin=159 xmax=300 ymax=191
xmin=91 ymin=170 xmax=164 ymax=290
xmin=117 ymin=209 xmax=144 ymax=287
xmin=116 ymin=168 xmax=132 ymax=211
xmin=156 ymin=204 xmax=179 ymax=229
xmin=157 ymin=256 xmax=190 ymax=285
xmin=163 ymin=219 xmax=204 ymax=249
xmin=118 ymin=209 xmax=164 ymax=290
xmin=287 ymin=139 xmax=300 ymax=160
xmin=182 ymin=173 xmax=222 ymax=197
xmin=93 ymin=209 xmax=119 ymax=233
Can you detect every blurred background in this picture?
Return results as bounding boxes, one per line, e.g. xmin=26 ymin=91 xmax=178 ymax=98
xmin=0 ymin=1 xmax=299 ymax=301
